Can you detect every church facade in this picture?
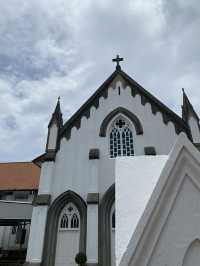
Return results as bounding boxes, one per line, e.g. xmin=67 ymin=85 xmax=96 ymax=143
xmin=24 ymin=57 xmax=200 ymax=266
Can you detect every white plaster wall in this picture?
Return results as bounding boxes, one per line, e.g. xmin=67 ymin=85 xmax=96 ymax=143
xmin=38 ymin=162 xmax=54 ymax=194
xmin=48 ymin=123 xmax=58 ymax=150
xmin=189 ymin=116 xmax=200 ymax=143
xmin=116 ymin=156 xmax=168 ymax=265
xmin=86 ymin=204 xmax=98 ymax=263
xmin=26 ymin=206 xmax=48 ymax=263
xmin=49 ymin=77 xmax=178 ymax=201
xmin=148 ymin=176 xmax=200 ymax=266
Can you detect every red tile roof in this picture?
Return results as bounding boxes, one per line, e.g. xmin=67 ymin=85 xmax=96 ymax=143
xmin=0 ymin=162 xmax=40 ymax=191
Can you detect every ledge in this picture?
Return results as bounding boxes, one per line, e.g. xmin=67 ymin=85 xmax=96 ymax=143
xmin=87 ymin=193 xmax=99 ymax=204
xmin=33 ymin=194 xmax=51 ymax=206
xmin=144 ymin=146 xmax=156 ymax=156
xmin=89 ymin=149 xmax=100 ymax=160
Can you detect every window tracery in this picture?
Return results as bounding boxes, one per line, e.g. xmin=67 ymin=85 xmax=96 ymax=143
xmin=110 ymin=117 xmax=134 ymax=158
xmin=60 ymin=203 xmax=80 ymax=230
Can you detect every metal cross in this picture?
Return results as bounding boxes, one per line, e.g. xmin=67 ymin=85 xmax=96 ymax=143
xmin=112 ymin=55 xmax=124 ymax=70
xmin=116 ymin=119 xmax=126 ymax=128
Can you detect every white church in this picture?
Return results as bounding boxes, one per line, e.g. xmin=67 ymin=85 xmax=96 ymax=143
xmin=0 ymin=56 xmax=200 ymax=266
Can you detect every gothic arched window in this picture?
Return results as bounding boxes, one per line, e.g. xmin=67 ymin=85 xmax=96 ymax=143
xmin=109 ymin=117 xmax=134 ymax=158
xmin=60 ymin=203 xmax=80 ymax=230
xmin=60 ymin=214 xmax=68 ymax=229
xmin=71 ymin=213 xmax=79 ymax=228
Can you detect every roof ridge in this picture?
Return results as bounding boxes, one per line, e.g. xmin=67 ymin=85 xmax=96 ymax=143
xmin=59 ymin=69 xmax=119 ymax=137
xmin=120 ymin=70 xmax=187 ymax=126
xmin=58 ymin=68 xmax=190 ymax=141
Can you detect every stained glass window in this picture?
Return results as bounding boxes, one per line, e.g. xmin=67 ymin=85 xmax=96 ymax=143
xmin=110 ymin=117 xmax=134 ymax=158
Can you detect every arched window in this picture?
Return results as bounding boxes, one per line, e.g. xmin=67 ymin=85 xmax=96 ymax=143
xmin=71 ymin=213 xmax=79 ymax=228
xmin=109 ymin=116 xmax=134 ymax=158
xmin=59 ymin=203 xmax=80 ymax=230
xmin=60 ymin=214 xmax=68 ymax=229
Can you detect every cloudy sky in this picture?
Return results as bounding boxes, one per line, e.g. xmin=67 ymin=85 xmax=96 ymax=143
xmin=0 ymin=0 xmax=199 ymax=161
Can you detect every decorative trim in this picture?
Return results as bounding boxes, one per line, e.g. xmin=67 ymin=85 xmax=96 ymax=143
xmin=89 ymin=149 xmax=100 ymax=160
xmin=99 ymin=107 xmax=143 ymax=137
xmin=144 ymin=146 xmax=156 ymax=155
xmin=59 ymin=71 xmax=118 ymax=141
xmin=99 ymin=184 xmax=115 ymax=266
xmin=58 ymin=69 xmax=191 ymax=143
xmin=87 ymin=193 xmax=99 ymax=204
xmin=33 ymin=194 xmax=51 ymax=206
xmin=41 ymin=190 xmax=87 ymax=266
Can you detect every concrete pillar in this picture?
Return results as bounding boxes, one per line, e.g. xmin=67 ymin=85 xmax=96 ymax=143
xmin=25 ymin=206 xmax=48 ymax=264
xmin=86 ymin=152 xmax=99 ymax=265
xmin=86 ymin=204 xmax=98 ymax=264
xmin=25 ymin=161 xmax=54 ymax=265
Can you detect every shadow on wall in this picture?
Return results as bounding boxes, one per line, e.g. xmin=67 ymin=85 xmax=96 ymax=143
xmin=183 ymin=239 xmax=200 ymax=266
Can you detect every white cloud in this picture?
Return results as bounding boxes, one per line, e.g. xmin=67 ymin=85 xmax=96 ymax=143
xmin=0 ymin=0 xmax=199 ymax=161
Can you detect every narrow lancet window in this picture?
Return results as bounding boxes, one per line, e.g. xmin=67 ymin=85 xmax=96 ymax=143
xmin=71 ymin=213 xmax=79 ymax=228
xmin=110 ymin=117 xmax=134 ymax=158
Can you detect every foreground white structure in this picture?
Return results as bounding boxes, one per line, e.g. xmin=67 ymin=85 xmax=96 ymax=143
xmin=24 ymin=57 xmax=200 ymax=266
xmin=117 ymin=134 xmax=200 ymax=266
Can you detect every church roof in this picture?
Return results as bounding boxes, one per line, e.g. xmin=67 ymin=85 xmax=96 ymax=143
xmin=48 ymin=96 xmax=63 ymax=129
xmin=59 ymin=68 xmax=191 ymax=141
xmin=0 ymin=162 xmax=40 ymax=191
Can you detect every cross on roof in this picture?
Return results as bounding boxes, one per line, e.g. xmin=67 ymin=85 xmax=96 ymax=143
xmin=112 ymin=55 xmax=124 ymax=70
xmin=116 ymin=119 xmax=126 ymax=128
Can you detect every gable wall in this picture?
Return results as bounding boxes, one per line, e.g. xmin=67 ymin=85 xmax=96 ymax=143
xmin=49 ymin=76 xmax=179 ymax=201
